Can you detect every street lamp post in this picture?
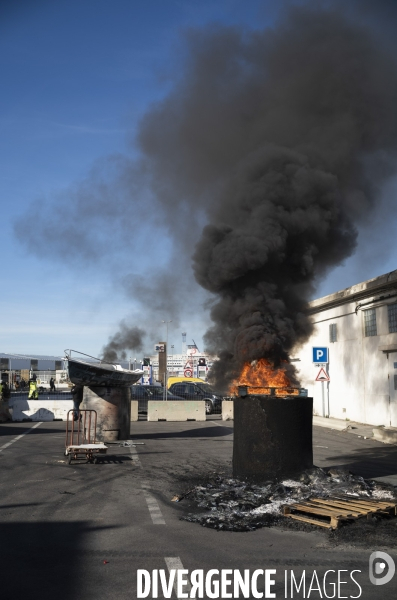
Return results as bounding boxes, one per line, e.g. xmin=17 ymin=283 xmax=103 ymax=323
xmin=162 ymin=320 xmax=172 ymax=401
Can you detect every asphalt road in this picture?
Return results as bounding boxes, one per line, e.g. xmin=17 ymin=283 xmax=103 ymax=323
xmin=0 ymin=418 xmax=396 ymax=600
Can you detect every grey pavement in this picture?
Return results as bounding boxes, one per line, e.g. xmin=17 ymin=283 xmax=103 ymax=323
xmin=314 ymin=414 xmax=397 ymax=457
xmin=0 ymin=418 xmax=396 ymax=600
xmin=313 ymin=415 xmax=375 ymax=436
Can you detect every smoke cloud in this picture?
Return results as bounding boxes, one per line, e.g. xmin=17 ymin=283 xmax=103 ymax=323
xmin=102 ymin=322 xmax=145 ymax=363
xmin=138 ymin=5 xmax=397 ymax=387
xmin=16 ymin=3 xmax=397 ymax=381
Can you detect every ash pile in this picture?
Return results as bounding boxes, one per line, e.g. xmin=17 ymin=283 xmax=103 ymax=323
xmin=179 ymin=468 xmax=396 ymax=532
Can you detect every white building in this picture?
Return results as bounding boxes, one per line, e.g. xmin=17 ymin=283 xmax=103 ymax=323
xmin=296 ymin=270 xmax=397 ymax=427
xmin=149 ymin=351 xmax=215 ymax=382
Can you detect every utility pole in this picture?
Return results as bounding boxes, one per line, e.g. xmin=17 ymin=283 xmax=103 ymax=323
xmin=162 ymin=320 xmax=172 ymax=401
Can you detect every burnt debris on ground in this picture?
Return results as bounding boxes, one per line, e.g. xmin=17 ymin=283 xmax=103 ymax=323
xmin=177 ymin=467 xmax=396 ymax=532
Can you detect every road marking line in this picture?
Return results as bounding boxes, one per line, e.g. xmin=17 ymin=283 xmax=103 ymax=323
xmin=141 ymin=482 xmax=166 ymax=525
xmin=129 ymin=444 xmax=142 ymax=467
xmin=0 ymin=422 xmax=42 ymax=452
xmin=165 ymin=557 xmax=192 ymax=598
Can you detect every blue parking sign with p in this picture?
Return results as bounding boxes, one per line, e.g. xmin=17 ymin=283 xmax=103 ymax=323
xmin=312 ymin=347 xmax=328 ymax=363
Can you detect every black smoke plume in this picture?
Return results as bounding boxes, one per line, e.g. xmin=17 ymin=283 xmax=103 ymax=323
xmin=15 ymin=3 xmax=397 ymax=378
xmin=138 ymin=5 xmax=397 ymax=388
xmin=102 ymin=323 xmax=144 ymax=363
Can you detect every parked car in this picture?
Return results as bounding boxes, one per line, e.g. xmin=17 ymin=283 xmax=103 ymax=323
xmin=167 ymin=376 xmax=204 ymax=388
xmin=168 ymin=381 xmax=223 ymax=415
xmin=130 ymin=384 xmax=184 ymax=413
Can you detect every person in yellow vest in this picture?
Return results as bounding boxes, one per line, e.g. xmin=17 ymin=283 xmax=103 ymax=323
xmin=28 ymin=376 xmax=38 ymax=399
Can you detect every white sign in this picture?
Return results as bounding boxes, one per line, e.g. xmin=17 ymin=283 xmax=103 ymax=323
xmin=315 ymin=367 xmax=330 ymax=382
xmin=187 ymin=347 xmax=197 ymax=356
xmin=184 ymin=369 xmax=193 ymax=377
xmin=155 ymin=344 xmax=165 ymax=353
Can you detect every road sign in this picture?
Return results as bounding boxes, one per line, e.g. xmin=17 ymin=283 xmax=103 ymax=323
xmin=312 ymin=347 xmax=328 ymax=363
xmin=315 ymin=367 xmax=330 ymax=382
xmin=184 ymin=369 xmax=193 ymax=377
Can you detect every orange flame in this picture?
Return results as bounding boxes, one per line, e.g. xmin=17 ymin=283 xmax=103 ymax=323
xmin=229 ymin=358 xmax=298 ymax=396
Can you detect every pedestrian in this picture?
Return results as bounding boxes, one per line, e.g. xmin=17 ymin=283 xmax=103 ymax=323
xmin=28 ymin=377 xmax=38 ymax=399
xmin=50 ymin=377 xmax=56 ymax=392
xmin=71 ymin=385 xmax=83 ymax=421
xmin=2 ymin=381 xmax=10 ymax=400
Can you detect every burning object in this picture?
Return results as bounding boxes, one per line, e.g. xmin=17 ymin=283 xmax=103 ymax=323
xmin=229 ymin=359 xmax=297 ymax=396
xmin=231 ymin=361 xmax=313 ymax=483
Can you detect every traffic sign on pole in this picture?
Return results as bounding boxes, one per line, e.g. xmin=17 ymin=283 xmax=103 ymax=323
xmin=312 ymin=347 xmax=328 ymax=363
xmin=184 ymin=369 xmax=193 ymax=378
xmin=315 ymin=367 xmax=330 ymax=382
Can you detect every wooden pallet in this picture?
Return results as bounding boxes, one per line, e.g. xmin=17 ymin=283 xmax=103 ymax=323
xmin=283 ymin=496 xmax=397 ymax=529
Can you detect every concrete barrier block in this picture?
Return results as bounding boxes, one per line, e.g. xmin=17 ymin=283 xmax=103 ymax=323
xmin=0 ymin=401 xmax=12 ymax=422
xmin=130 ymin=401 xmax=138 ymax=421
xmin=9 ymin=398 xmax=73 ymax=421
xmin=147 ymin=401 xmax=206 ymax=421
xmin=373 ymin=427 xmax=397 ymax=444
xmin=222 ymin=400 xmax=234 ymax=420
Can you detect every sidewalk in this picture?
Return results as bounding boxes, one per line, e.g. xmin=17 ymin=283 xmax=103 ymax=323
xmin=313 ymin=415 xmax=397 ymax=444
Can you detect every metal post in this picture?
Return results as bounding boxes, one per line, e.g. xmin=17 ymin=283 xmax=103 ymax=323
xmin=327 ymin=381 xmax=330 ymax=418
xmin=162 ymin=320 xmax=172 ymax=401
xmin=321 ymin=381 xmax=325 ymax=417
xmin=327 ymin=362 xmax=330 ymax=418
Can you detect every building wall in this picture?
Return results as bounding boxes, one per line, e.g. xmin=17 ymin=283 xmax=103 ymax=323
xmin=294 ymin=297 xmax=397 ymax=427
xmin=149 ymin=352 xmax=214 ymax=382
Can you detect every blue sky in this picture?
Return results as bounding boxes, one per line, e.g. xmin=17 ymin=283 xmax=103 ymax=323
xmin=2 ymin=0 xmax=397 ymax=358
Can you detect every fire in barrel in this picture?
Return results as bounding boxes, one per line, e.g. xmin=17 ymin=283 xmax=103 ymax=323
xmin=231 ymin=360 xmax=313 ymax=483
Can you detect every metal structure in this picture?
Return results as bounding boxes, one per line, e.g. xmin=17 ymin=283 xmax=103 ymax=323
xmin=233 ymin=389 xmax=313 ymax=483
xmin=65 ymin=409 xmax=107 ymax=464
xmin=162 ymin=321 xmax=172 ymax=401
xmin=65 ymin=349 xmax=143 ymax=387
xmin=237 ymin=385 xmax=308 ymax=397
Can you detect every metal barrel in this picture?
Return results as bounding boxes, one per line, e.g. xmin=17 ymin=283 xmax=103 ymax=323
xmin=233 ymin=395 xmax=313 ymax=483
xmin=81 ymin=386 xmax=131 ymax=442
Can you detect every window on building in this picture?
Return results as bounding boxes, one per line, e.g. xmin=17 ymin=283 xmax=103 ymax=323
xmin=329 ymin=323 xmax=337 ymax=343
xmin=363 ymin=308 xmax=377 ymax=337
xmin=388 ymin=303 xmax=397 ymax=333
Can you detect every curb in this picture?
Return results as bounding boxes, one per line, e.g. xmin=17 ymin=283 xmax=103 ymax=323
xmin=372 ymin=427 xmax=397 ymax=445
xmin=312 ymin=416 xmax=348 ymax=431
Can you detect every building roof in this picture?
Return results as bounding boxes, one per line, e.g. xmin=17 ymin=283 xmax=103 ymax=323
xmin=0 ymin=353 xmax=64 ymax=360
xmin=308 ymin=269 xmax=397 ymax=314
